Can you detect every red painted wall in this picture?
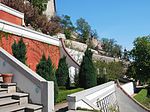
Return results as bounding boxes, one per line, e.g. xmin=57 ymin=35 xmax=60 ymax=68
xmin=0 ymin=11 xmax=22 ymax=25
xmin=0 ymin=32 xmax=60 ymax=71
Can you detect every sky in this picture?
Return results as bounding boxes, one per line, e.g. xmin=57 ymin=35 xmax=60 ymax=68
xmin=56 ymin=0 xmax=150 ymax=50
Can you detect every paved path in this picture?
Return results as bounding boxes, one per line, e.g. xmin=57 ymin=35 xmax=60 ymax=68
xmin=55 ymin=102 xmax=68 ymax=112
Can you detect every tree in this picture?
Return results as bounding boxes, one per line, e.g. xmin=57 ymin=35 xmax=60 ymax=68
xmin=36 ymin=55 xmax=58 ymax=103
xmin=112 ymin=44 xmax=122 ymax=58
xmin=76 ymin=18 xmax=91 ymax=42
xmin=79 ymin=48 xmax=97 ymax=89
xmin=56 ymin=56 xmax=69 ymax=86
xmin=36 ymin=54 xmax=47 ymax=79
xmin=129 ymin=36 xmax=150 ymax=97
xmin=60 ymin=15 xmax=74 ymax=29
xmin=60 ymin=15 xmax=75 ymax=39
xmin=130 ymin=36 xmax=150 ymax=83
xmin=12 ymin=38 xmax=27 ymax=64
xmin=101 ymin=38 xmax=122 ymax=58
xmin=90 ymin=29 xmax=99 ymax=39
xmin=51 ymin=67 xmax=59 ymax=104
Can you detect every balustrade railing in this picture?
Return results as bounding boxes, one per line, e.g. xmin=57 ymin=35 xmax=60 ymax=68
xmin=96 ymin=91 xmax=119 ymax=112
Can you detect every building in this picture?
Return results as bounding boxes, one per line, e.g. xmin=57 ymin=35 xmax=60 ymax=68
xmin=43 ymin=0 xmax=56 ymax=19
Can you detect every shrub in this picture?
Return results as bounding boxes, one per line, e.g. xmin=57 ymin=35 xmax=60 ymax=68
xmin=74 ymin=73 xmax=79 ymax=87
xmin=65 ymin=75 xmax=70 ymax=89
xmin=52 ymin=68 xmax=59 ymax=104
xmin=56 ymin=56 xmax=69 ymax=86
xmin=79 ymin=48 xmax=97 ymax=89
xmin=12 ymin=38 xmax=27 ymax=64
xmin=95 ymin=61 xmax=124 ymax=85
xmin=36 ymin=55 xmax=59 ymax=103
xmin=36 ymin=54 xmax=47 ymax=79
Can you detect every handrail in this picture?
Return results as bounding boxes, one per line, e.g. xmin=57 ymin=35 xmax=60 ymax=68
xmin=0 ymin=19 xmax=60 ymax=46
xmin=60 ymin=38 xmax=80 ymax=68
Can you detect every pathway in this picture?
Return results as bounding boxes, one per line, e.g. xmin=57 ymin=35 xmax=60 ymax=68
xmin=55 ymin=102 xmax=68 ymax=112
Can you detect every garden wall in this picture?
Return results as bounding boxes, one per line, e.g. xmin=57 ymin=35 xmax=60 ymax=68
xmin=0 ymin=3 xmax=60 ymax=72
xmin=0 ymin=31 xmax=60 ymax=71
xmin=0 ymin=3 xmax=24 ymax=25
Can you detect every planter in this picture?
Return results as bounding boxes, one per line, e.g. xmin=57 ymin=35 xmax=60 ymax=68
xmin=1 ymin=74 xmax=13 ymax=83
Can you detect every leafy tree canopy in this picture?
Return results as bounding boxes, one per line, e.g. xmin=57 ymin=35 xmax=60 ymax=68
xmin=101 ymin=38 xmax=122 ymax=58
xmin=130 ymin=36 xmax=150 ymax=83
xmin=60 ymin=15 xmax=75 ymax=39
xmin=76 ymin=18 xmax=91 ymax=42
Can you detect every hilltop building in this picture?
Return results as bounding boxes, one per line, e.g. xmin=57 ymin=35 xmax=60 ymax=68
xmin=43 ymin=0 xmax=56 ymax=19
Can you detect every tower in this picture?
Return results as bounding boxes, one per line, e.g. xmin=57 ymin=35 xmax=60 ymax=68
xmin=43 ymin=0 xmax=56 ymax=19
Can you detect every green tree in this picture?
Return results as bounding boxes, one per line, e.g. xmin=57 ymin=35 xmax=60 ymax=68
xmin=56 ymin=56 xmax=69 ymax=86
xmin=12 ymin=38 xmax=27 ymax=64
xmin=51 ymin=67 xmax=59 ymax=104
xmin=130 ymin=36 xmax=150 ymax=83
xmin=60 ymin=15 xmax=75 ymax=39
xmin=90 ymin=29 xmax=99 ymax=39
xmin=76 ymin=18 xmax=91 ymax=42
xmin=129 ymin=36 xmax=150 ymax=97
xmin=79 ymin=48 xmax=97 ymax=89
xmin=36 ymin=54 xmax=47 ymax=79
xmin=101 ymin=38 xmax=122 ymax=58
xmin=36 ymin=55 xmax=58 ymax=103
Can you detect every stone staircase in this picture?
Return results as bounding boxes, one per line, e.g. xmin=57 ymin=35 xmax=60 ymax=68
xmin=0 ymin=82 xmax=43 ymax=112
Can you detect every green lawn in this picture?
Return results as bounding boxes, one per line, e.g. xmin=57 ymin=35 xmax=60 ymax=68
xmin=134 ymin=89 xmax=150 ymax=109
xmin=56 ymin=87 xmax=84 ymax=103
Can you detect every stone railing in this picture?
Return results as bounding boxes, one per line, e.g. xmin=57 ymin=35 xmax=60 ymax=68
xmin=0 ymin=47 xmax=54 ymax=112
xmin=67 ymin=81 xmax=117 ymax=111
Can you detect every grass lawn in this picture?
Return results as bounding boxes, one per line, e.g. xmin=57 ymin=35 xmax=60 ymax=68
xmin=134 ymin=89 xmax=150 ymax=109
xmin=56 ymin=86 xmax=84 ymax=103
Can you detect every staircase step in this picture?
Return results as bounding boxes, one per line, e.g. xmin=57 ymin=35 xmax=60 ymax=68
xmin=0 ymin=99 xmax=19 ymax=109
xmin=0 ymin=105 xmax=25 ymax=112
xmin=0 ymin=83 xmax=16 ymax=93
xmin=0 ymin=88 xmax=7 ymax=93
xmin=12 ymin=92 xmax=29 ymax=105
xmin=0 ymin=83 xmax=16 ymax=87
xmin=0 ymin=103 xmax=43 ymax=112
xmin=0 ymin=92 xmax=28 ymax=102
xmin=26 ymin=104 xmax=43 ymax=112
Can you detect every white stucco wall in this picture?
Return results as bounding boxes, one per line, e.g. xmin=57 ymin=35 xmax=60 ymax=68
xmin=0 ymin=47 xmax=54 ymax=112
xmin=121 ymin=82 xmax=134 ymax=96
xmin=0 ymin=57 xmax=42 ymax=103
